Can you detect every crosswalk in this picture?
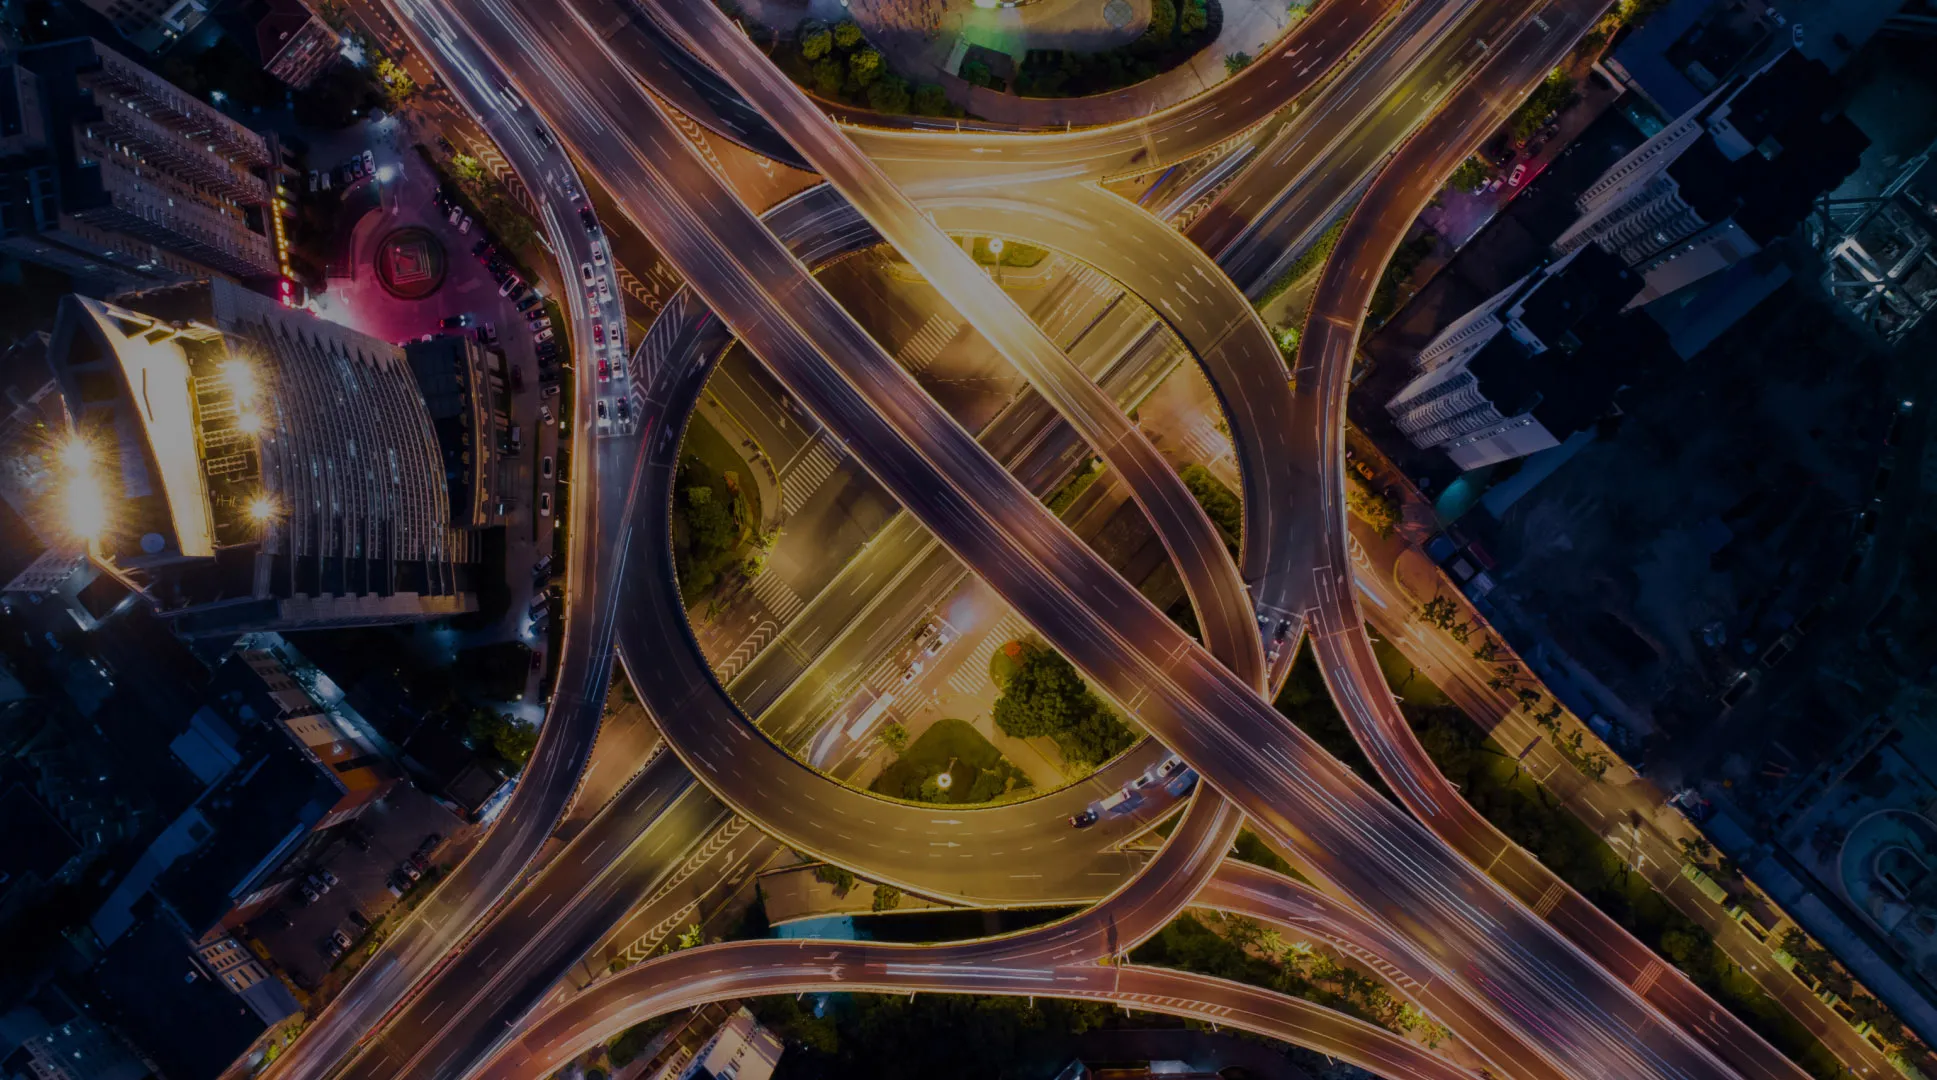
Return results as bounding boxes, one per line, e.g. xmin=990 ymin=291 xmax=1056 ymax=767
xmin=1182 ymin=419 xmax=1232 ymax=465
xmin=894 ymin=314 xmax=960 ymax=374
xmin=780 ymin=435 xmax=843 ymax=517
xmin=748 ymin=569 xmax=804 ymax=623
xmin=948 ymin=615 xmax=1029 ymax=698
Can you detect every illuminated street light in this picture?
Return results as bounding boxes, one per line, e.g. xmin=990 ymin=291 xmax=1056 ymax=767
xmin=247 ymin=495 xmax=278 ymax=524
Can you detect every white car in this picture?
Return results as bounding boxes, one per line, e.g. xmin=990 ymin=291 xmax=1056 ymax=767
xmin=1507 ymin=163 xmax=1529 ymax=188
xmin=596 ymin=276 xmax=612 ymax=304
xmin=591 ymin=243 xmax=606 ymax=266
xmin=580 ymin=263 xmax=595 ymax=287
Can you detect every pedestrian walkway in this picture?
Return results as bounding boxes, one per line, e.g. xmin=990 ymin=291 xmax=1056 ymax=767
xmin=748 ymin=569 xmax=805 ymax=623
xmin=949 ymin=615 xmax=1029 ymax=697
xmin=895 ymin=313 xmax=961 ymax=374
xmin=780 ymin=434 xmax=844 ymax=516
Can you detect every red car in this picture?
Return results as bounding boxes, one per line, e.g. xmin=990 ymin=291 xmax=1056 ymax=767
xmin=592 ymin=322 xmax=604 ymax=346
xmin=598 ymin=359 xmax=610 ymax=381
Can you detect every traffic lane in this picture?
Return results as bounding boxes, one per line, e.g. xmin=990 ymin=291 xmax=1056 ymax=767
xmin=596 ymin=0 xmax=1407 ymax=179
xmin=262 ymin=8 xmax=635 ymax=1078
xmin=479 ymin=948 xmax=1475 ymax=1080
xmin=647 ymin=0 xmax=1266 ymax=694
xmin=494 ymin=5 xmax=1730 ymax=1076
xmin=331 ymin=754 xmax=700 ymax=1080
xmin=1283 ymin=0 xmax=1813 ymax=1073
xmin=1204 ymin=861 xmax=1573 ymax=1080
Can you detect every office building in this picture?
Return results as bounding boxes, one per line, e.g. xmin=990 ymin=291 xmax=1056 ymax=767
xmin=254 ymin=0 xmax=342 ymax=90
xmin=0 ymin=991 xmax=150 ymax=1080
xmin=0 ymin=38 xmax=281 ymax=292
xmin=671 ymin=1007 xmax=785 ymax=1080
xmin=43 ymin=278 xmax=480 ymax=636
xmin=405 ymin=333 xmax=511 ymax=528
xmin=72 ymin=0 xmax=211 ymax=53
xmin=1386 ymin=246 xmax=1656 ymax=469
xmin=1555 ymin=50 xmax=1867 ymax=307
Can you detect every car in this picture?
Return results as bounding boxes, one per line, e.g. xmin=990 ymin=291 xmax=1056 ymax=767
xmin=534 ymin=327 xmax=554 ymax=344
xmin=596 ymin=399 xmax=608 ymax=422
xmin=617 ymin=397 xmax=629 ymax=422
xmin=923 ymin=629 xmax=952 ymax=657
xmin=299 ymin=885 xmax=320 ymax=905
xmin=458 ymin=213 xmax=472 ymax=235
xmin=596 ymin=277 xmax=612 ymax=303
xmin=899 ymin=662 xmax=923 ymax=686
xmin=1274 ymin=619 xmax=1291 ymax=642
xmin=440 ymin=314 xmax=472 ymax=329
xmin=1069 ymin=807 xmax=1100 ymax=828
xmin=516 ymin=293 xmax=542 ymax=313
xmin=533 ymin=555 xmax=553 ymax=577
xmin=499 ymin=276 xmax=520 ymax=297
xmin=530 ymin=593 xmax=550 ymax=616
xmin=400 ymin=862 xmax=422 ymax=882
xmin=591 ymin=243 xmax=606 ymax=266
xmin=579 ymin=206 xmax=599 ymax=233
xmin=474 ymin=238 xmax=493 ymax=257
xmin=477 ymin=322 xmax=497 ymax=344
xmin=580 ymin=262 xmax=595 ymax=287
xmin=532 ymin=123 xmax=553 ymax=147
xmin=1482 ymin=177 xmax=1505 ymax=194
xmin=537 ymin=491 xmax=551 ymax=517
xmin=306 ymin=872 xmax=330 ymax=894
xmin=1507 ymin=163 xmax=1528 ymax=187
xmin=324 ymin=940 xmax=345 ymax=960
xmin=541 ymin=455 xmax=553 ymax=479
xmin=540 ymin=405 xmax=552 ymax=424
xmin=448 ymin=206 xmax=463 ymax=227
xmin=1793 ymin=22 xmax=1804 ymax=46
xmin=319 ymin=170 xmax=330 ymax=191
xmin=307 ymin=170 xmax=319 ymax=192
xmin=1164 ymin=768 xmax=1199 ymax=798
xmin=418 ymin=833 xmax=443 ymax=856
xmin=319 ymin=868 xmax=339 ymax=887
xmin=591 ymin=322 xmax=604 ymax=346
xmin=362 ymin=150 xmax=375 ymax=175
xmin=386 ymin=876 xmax=405 ymax=898
xmin=331 ymin=928 xmax=354 ymax=950
xmin=598 ymin=358 xmax=610 ymax=381
xmin=543 ymin=382 xmax=561 ymax=399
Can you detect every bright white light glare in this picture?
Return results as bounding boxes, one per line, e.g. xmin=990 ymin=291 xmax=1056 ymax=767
xmin=377 ymin=165 xmax=395 ymax=182
xmin=237 ymin=411 xmax=263 ymax=435
xmin=59 ymin=437 xmax=93 ymax=472
xmin=224 ymin=361 xmax=257 ymax=403
xmin=59 ymin=437 xmax=106 ymax=540
xmin=247 ymin=496 xmax=277 ymax=523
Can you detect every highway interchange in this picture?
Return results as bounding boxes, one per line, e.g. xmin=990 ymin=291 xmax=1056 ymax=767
xmin=264 ymin=0 xmax=1866 ymax=1079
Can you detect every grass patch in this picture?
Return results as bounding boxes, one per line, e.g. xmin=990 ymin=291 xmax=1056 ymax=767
xmin=870 ymin=718 xmax=1031 ymax=805
xmin=1233 ymin=829 xmax=1304 ymax=881
xmin=1255 ymin=219 xmax=1347 ymax=311
xmin=681 ymin=412 xmax=762 ymax=528
xmin=1179 ymin=463 xmax=1241 ymax=555
xmin=970 ymin=237 xmax=1049 ymax=268
xmin=1369 ymin=634 xmax=1452 ymax=708
xmin=673 ymin=414 xmax=762 ymax=607
xmin=1045 ymin=458 xmax=1105 ymax=516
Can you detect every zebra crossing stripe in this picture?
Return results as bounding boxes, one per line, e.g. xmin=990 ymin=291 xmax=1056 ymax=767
xmin=948 ymin=615 xmax=1028 ymax=696
xmin=750 ymin=570 xmax=804 ymax=623
xmin=780 ymin=437 xmax=843 ymax=516
xmin=895 ymin=314 xmax=960 ymax=374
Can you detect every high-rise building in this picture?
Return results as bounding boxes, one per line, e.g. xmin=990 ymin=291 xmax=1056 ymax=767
xmin=1555 ymin=49 xmax=1867 ymax=307
xmin=674 ymin=1007 xmax=785 ymax=1080
xmin=0 ymin=38 xmax=282 ymax=292
xmin=1386 ymin=246 xmax=1660 ymax=469
xmin=253 ymin=0 xmax=342 ymax=90
xmin=74 ymin=0 xmax=210 ymax=54
xmin=405 ymin=333 xmax=511 ymax=528
xmin=43 ymin=278 xmax=481 ymax=636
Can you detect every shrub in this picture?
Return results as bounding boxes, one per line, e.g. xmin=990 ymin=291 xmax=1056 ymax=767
xmin=872 ymin=884 xmax=903 ymax=912
xmin=849 ymin=47 xmax=884 ymax=88
xmin=912 ymin=83 xmax=950 ymax=115
xmin=832 ymin=19 xmax=865 ymax=49
xmin=813 ymin=864 xmax=856 ymax=896
xmin=868 ymin=74 xmax=911 ymax=113
xmin=813 ymin=58 xmax=845 ymax=97
xmin=799 ymin=18 xmax=832 ymax=60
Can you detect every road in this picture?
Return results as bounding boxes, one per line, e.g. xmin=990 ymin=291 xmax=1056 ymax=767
xmin=260 ymin=43 xmax=642 ymax=1080
xmin=453 ymin=3 xmax=1760 ymax=1076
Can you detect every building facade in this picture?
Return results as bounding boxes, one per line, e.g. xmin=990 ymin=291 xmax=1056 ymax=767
xmin=405 ymin=333 xmax=511 ymax=528
xmin=73 ymin=0 xmax=210 ymax=53
xmin=255 ymin=0 xmax=342 ymax=90
xmin=1555 ymin=49 xmax=1868 ymax=307
xmin=0 ymin=38 xmax=281 ymax=292
xmin=45 ymin=278 xmax=480 ymax=635
xmin=1386 ymin=246 xmax=1654 ymax=470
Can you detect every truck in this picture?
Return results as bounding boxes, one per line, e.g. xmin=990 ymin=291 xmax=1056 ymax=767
xmin=1070 ymin=788 xmax=1140 ymax=828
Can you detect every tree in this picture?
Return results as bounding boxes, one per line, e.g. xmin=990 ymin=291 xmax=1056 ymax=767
xmin=912 ymin=83 xmax=950 ymax=116
xmin=1419 ymin=595 xmax=1461 ymax=630
xmin=1179 ymin=0 xmax=1208 ymax=35
xmin=872 ymin=884 xmax=902 ymax=912
xmin=798 ymin=18 xmax=832 ymax=60
xmin=1142 ymin=0 xmax=1177 ymax=44
xmin=992 ymin=643 xmax=1135 ymax=766
xmin=812 ymin=58 xmax=845 ymax=97
xmin=1179 ymin=464 xmax=1241 ymax=554
xmin=452 ymin=153 xmax=487 ymax=186
xmin=867 ymin=74 xmax=910 ymax=113
xmin=1472 ymin=636 xmax=1502 ymax=663
xmin=1448 ymin=155 xmax=1492 ymax=192
xmin=1677 ymin=836 xmax=1714 ymax=864
xmin=960 ymin=59 xmax=994 ymax=88
xmin=832 ymin=19 xmax=864 ymax=49
xmin=877 ymin=721 xmax=909 ymax=752
xmin=1225 ymin=51 xmax=1253 ymax=76
xmin=848 ymin=47 xmax=884 ymax=88
xmin=813 ymin=863 xmax=856 ymax=896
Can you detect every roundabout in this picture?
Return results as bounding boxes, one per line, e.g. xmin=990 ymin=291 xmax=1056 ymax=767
xmin=372 ymin=226 xmax=448 ymax=300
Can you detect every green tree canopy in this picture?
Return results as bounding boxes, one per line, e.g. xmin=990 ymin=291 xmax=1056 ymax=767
xmin=832 ymin=19 xmax=865 ymax=49
xmin=799 ymin=18 xmax=832 ymax=60
xmin=848 ymin=47 xmax=884 ymax=88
